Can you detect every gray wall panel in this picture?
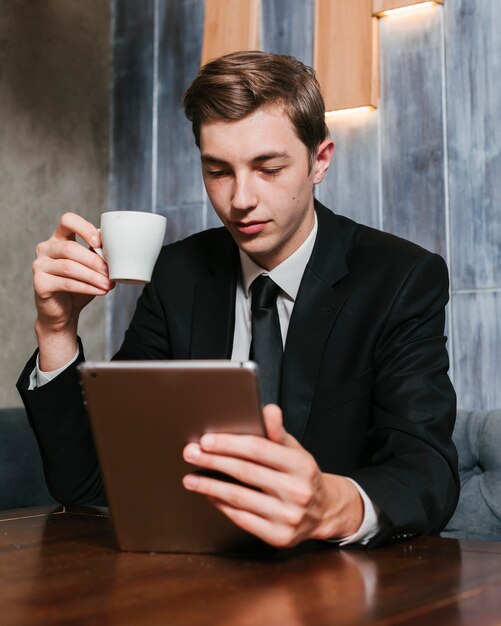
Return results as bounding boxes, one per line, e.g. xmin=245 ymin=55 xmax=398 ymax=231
xmin=452 ymin=291 xmax=501 ymax=411
xmin=108 ymin=0 xmax=501 ymax=410
xmin=110 ymin=0 xmax=206 ymax=352
xmin=0 ymin=1 xmax=109 ymax=405
xmin=261 ymin=0 xmax=314 ymax=65
xmin=379 ymin=8 xmax=446 ymax=256
xmin=160 ymin=202 xmax=206 ymax=243
xmin=206 ymin=200 xmax=224 ymax=230
xmin=107 ymin=283 xmax=144 ymax=358
xmin=317 ymin=111 xmax=380 ymax=228
xmin=445 ymin=0 xmax=501 ymax=290
xmin=156 ymin=0 xmax=205 ymax=214
xmin=108 ymin=0 xmax=155 ymax=354
xmin=110 ymin=0 xmax=154 ymax=212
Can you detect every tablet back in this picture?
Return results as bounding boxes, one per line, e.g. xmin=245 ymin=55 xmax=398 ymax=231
xmin=79 ymin=361 xmax=265 ymax=553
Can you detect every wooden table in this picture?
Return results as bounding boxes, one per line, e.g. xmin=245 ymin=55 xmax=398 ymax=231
xmin=1 ymin=507 xmax=501 ymax=625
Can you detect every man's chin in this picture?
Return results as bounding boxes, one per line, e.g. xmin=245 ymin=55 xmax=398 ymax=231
xmin=225 ymin=227 xmax=278 ymax=265
xmin=243 ymin=245 xmax=280 ymax=270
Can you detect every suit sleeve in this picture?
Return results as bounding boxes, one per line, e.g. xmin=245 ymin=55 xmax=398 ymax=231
xmin=113 ymin=262 xmax=173 ymax=360
xmin=16 ymin=270 xmax=171 ymax=505
xmin=16 ymin=339 xmax=106 ymax=505
xmin=349 ymin=253 xmax=459 ymax=547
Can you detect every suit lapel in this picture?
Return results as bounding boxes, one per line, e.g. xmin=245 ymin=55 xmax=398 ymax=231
xmin=281 ymin=202 xmax=351 ymax=441
xmin=190 ymin=236 xmax=239 ymax=359
xmin=189 ymin=204 xmax=354 ymax=439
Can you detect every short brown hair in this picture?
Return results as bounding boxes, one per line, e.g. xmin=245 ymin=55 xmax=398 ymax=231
xmin=183 ymin=50 xmax=328 ymax=167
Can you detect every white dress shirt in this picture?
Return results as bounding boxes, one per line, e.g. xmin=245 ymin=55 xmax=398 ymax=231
xmin=32 ymin=212 xmax=380 ymax=545
xmin=230 ymin=213 xmax=380 ymax=546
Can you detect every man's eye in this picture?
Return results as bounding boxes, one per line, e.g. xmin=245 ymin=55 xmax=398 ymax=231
xmin=261 ymin=168 xmax=282 ymax=177
xmin=207 ymin=170 xmax=228 ymax=178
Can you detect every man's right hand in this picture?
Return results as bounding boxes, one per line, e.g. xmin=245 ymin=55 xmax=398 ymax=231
xmin=33 ymin=212 xmax=113 ymax=371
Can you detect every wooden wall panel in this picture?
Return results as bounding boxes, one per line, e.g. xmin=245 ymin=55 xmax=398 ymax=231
xmin=201 ymin=0 xmax=260 ymax=64
xmin=316 ymin=110 xmax=380 ymax=228
xmin=261 ymin=0 xmax=314 ymax=65
xmin=314 ymin=0 xmax=378 ymax=112
xmin=445 ymin=0 xmax=501 ymax=290
xmin=379 ymin=6 xmax=446 ymax=256
xmin=452 ymin=292 xmax=501 ymax=410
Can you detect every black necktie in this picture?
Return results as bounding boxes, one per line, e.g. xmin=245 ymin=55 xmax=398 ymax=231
xmin=250 ymin=275 xmax=283 ymax=405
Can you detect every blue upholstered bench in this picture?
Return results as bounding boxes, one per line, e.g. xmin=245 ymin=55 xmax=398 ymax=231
xmin=442 ymin=409 xmax=501 ymax=541
xmin=0 ymin=407 xmax=56 ymax=510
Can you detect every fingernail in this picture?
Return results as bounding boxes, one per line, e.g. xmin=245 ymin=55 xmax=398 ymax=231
xmin=184 ymin=443 xmax=200 ymax=461
xmin=201 ymin=434 xmax=215 ymax=449
xmin=183 ymin=475 xmax=199 ymax=489
xmin=91 ymin=236 xmax=100 ymax=247
xmin=101 ymin=277 xmax=109 ymax=288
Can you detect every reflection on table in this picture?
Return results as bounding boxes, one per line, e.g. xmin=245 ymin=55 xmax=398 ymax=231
xmin=1 ymin=506 xmax=500 ymax=625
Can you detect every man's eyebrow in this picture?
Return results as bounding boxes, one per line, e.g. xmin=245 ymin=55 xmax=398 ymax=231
xmin=201 ymin=154 xmax=228 ymax=165
xmin=201 ymin=152 xmax=291 ymax=165
xmin=251 ymin=152 xmax=290 ymax=163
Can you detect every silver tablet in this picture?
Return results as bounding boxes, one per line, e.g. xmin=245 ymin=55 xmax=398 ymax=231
xmin=78 ymin=360 xmax=265 ymax=554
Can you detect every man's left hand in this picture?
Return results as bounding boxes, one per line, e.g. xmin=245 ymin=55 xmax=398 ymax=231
xmin=182 ymin=404 xmax=364 ymax=547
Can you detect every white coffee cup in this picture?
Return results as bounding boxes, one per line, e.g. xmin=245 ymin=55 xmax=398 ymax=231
xmin=95 ymin=211 xmax=167 ymax=284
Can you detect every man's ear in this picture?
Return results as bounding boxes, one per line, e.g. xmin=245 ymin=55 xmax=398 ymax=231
xmin=312 ymin=138 xmax=335 ymax=184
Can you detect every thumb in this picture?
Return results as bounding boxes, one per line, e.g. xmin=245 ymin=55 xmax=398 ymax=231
xmin=262 ymin=404 xmax=300 ymax=448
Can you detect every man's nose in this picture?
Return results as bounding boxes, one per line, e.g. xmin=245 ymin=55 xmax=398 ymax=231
xmin=231 ymin=174 xmax=258 ymax=211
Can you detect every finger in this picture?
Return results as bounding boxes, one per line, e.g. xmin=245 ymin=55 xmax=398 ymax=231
xmin=36 ymin=239 xmax=108 ymax=275
xmin=39 ymin=257 xmax=111 ymax=290
xmin=183 ymin=443 xmax=319 ymax=509
xmin=183 ymin=443 xmax=286 ymax=496
xmin=197 ymin=433 xmax=303 ymax=473
xmin=263 ymin=404 xmax=287 ymax=443
xmin=33 ymin=240 xmax=108 ymax=284
xmin=35 ymin=272 xmax=110 ymax=298
xmin=263 ymin=404 xmax=302 ymax=449
xmin=210 ymin=499 xmax=299 ymax=548
xmin=183 ymin=472 xmax=290 ymax=523
xmin=52 ymin=212 xmax=101 ymax=249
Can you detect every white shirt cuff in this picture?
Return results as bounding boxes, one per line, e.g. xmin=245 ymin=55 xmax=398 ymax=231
xmin=28 ymin=349 xmax=80 ymax=390
xmin=330 ymin=478 xmax=381 ymax=546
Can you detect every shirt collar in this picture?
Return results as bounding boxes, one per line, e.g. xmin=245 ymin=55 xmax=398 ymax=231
xmin=239 ymin=211 xmax=318 ymax=301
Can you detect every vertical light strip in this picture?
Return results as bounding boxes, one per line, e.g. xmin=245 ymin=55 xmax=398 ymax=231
xmin=108 ymin=1 xmax=116 ymax=213
xmin=151 ymin=0 xmax=160 ymax=215
xmin=202 ymin=175 xmax=208 ymax=231
xmin=374 ymin=0 xmax=384 ymax=230
xmin=377 ymin=108 xmax=384 ymax=232
xmin=439 ymin=1 xmax=454 ymax=382
xmin=106 ymin=0 xmax=117 ymax=360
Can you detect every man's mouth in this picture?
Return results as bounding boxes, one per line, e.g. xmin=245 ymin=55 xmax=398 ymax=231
xmin=233 ymin=221 xmax=268 ymax=235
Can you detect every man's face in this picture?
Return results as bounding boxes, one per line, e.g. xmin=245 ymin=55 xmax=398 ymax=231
xmin=199 ymin=105 xmax=332 ymax=270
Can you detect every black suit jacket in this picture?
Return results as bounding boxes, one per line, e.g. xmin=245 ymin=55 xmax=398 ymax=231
xmin=18 ymin=201 xmax=459 ymax=547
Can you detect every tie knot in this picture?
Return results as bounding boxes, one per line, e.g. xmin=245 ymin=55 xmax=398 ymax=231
xmin=251 ymin=275 xmax=280 ymax=310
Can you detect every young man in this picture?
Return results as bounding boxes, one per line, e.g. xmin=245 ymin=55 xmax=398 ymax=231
xmin=18 ymin=51 xmax=458 ymax=548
